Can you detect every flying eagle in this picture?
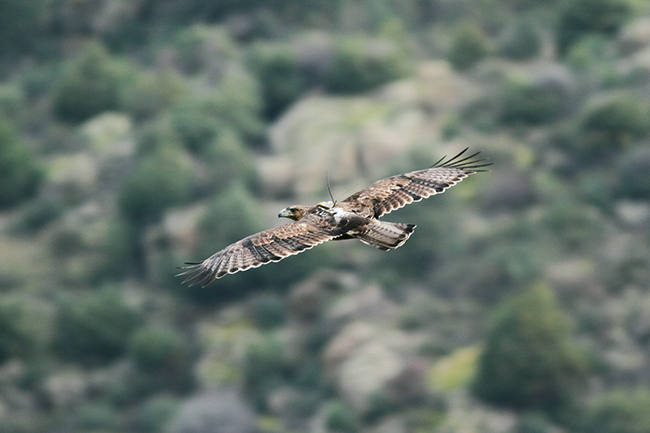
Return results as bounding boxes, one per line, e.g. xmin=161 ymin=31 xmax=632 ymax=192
xmin=178 ymin=148 xmax=491 ymax=287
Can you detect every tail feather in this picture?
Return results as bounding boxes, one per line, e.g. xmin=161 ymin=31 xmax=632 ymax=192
xmin=357 ymin=221 xmax=416 ymax=251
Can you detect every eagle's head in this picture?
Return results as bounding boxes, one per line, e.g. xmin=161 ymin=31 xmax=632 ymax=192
xmin=278 ymin=205 xmax=308 ymax=221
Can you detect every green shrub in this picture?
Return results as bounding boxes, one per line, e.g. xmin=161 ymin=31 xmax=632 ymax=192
xmin=404 ymin=409 xmax=446 ymax=433
xmin=122 ymin=69 xmax=187 ymax=120
xmin=293 ymin=358 xmax=326 ymax=390
xmin=498 ymin=78 xmax=567 ymax=126
xmin=0 ymin=0 xmax=45 ymax=52
xmin=577 ymin=171 xmax=615 ymax=210
xmin=117 ymin=145 xmax=195 ymax=226
xmin=472 ymin=284 xmax=588 ymax=415
xmin=243 ymin=333 xmax=290 ymax=411
xmin=541 ymin=192 xmax=605 ymax=253
xmin=168 ymin=75 xmax=264 ymax=152
xmin=10 ymin=198 xmax=63 ymax=234
xmin=0 ymin=295 xmax=48 ymax=363
xmin=325 ymin=400 xmax=360 ymax=433
xmin=0 ymin=120 xmax=42 ymax=210
xmin=203 ymin=128 xmax=257 ymax=195
xmin=250 ymin=293 xmax=286 ymax=330
xmin=94 ymin=217 xmax=138 ymax=282
xmin=133 ymin=395 xmax=179 ymax=433
xmin=574 ymin=93 xmax=650 ymax=157
xmin=618 ymin=145 xmax=650 ymax=200
xmin=286 ymin=389 xmax=322 ymax=419
xmin=134 ymin=118 xmax=179 ymax=155
xmin=579 ymin=388 xmax=650 ymax=433
xmin=143 ymin=0 xmax=338 ymax=27
xmin=0 ymin=84 xmax=25 ymax=122
xmin=0 ymin=416 xmax=44 ymax=433
xmin=564 ymin=35 xmax=618 ymax=79
xmin=48 ymin=225 xmax=85 ymax=257
xmin=447 ymin=22 xmax=490 ymax=71
xmin=244 ymin=334 xmax=289 ymax=384
xmin=498 ymin=19 xmax=542 ymax=61
xmin=126 ymin=324 xmax=195 ymax=394
xmin=72 ymin=402 xmax=122 ymax=431
xmin=365 ymin=390 xmax=398 ymax=422
xmin=325 ymin=37 xmax=411 ymax=94
xmin=248 ymin=43 xmax=305 ymax=120
xmin=440 ymin=114 xmax=461 ymax=141
xmin=21 ymin=64 xmax=59 ymax=100
xmin=45 ymin=217 xmax=137 ymax=287
xmin=147 ymin=243 xmax=186 ymax=290
xmin=517 ymin=412 xmax=556 ymax=433
xmin=217 ymin=70 xmax=265 ymax=146
xmin=52 ymin=42 xmax=122 ymax=123
xmin=54 ymin=288 xmax=143 ymax=364
xmin=171 ymin=25 xmax=239 ymax=75
xmin=128 ymin=325 xmax=187 ymax=371
xmin=557 ymin=0 xmax=631 ymax=56
xmin=461 ymin=94 xmax=499 ymax=132
xmin=168 ymin=96 xmax=222 ymax=154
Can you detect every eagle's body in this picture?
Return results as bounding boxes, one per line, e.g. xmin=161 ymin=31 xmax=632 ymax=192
xmin=178 ymin=148 xmax=491 ymax=287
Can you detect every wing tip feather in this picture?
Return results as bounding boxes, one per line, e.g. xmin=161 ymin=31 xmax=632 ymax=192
xmin=431 ymin=147 xmax=494 ymax=173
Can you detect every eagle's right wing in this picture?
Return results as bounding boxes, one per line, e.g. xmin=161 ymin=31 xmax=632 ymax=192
xmin=177 ymin=214 xmax=338 ymax=287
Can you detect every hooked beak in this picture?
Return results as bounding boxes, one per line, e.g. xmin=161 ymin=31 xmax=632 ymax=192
xmin=278 ymin=208 xmax=293 ymax=219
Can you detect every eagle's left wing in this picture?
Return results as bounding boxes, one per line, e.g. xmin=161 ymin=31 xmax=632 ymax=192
xmin=341 ymin=148 xmax=491 ymax=218
xmin=177 ymin=214 xmax=339 ymax=287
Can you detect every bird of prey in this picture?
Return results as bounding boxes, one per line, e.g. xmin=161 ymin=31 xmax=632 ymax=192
xmin=178 ymin=148 xmax=491 ymax=287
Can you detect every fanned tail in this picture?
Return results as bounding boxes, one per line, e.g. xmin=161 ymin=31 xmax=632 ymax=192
xmin=356 ymin=221 xmax=416 ymax=251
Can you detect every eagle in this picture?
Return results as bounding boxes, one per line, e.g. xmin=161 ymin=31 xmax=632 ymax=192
xmin=178 ymin=148 xmax=491 ymax=287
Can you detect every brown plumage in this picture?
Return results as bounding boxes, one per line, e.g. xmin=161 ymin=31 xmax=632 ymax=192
xmin=178 ymin=148 xmax=491 ymax=287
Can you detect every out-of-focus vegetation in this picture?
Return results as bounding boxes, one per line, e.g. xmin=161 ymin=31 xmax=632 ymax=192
xmin=1 ymin=0 xmax=650 ymax=432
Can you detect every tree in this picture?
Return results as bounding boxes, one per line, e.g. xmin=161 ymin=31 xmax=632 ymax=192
xmin=129 ymin=325 xmax=187 ymax=371
xmin=128 ymin=325 xmax=194 ymax=393
xmin=0 ymin=0 xmax=45 ymax=53
xmin=0 ymin=120 xmax=41 ymax=209
xmin=498 ymin=79 xmax=567 ymax=126
xmin=472 ymin=284 xmax=588 ymax=415
xmin=325 ymin=400 xmax=360 ymax=433
xmin=248 ymin=43 xmax=305 ymax=120
xmin=498 ymin=19 xmax=542 ymax=61
xmin=573 ymin=93 xmax=650 ymax=157
xmin=0 ymin=295 xmax=47 ymax=363
xmin=117 ymin=145 xmax=195 ymax=227
xmin=447 ymin=22 xmax=490 ymax=71
xmin=168 ymin=75 xmax=264 ymax=153
xmin=618 ymin=145 xmax=650 ymax=200
xmin=52 ymin=42 xmax=122 ymax=123
xmin=579 ymin=388 xmax=650 ymax=433
xmin=325 ymin=37 xmax=411 ymax=94
xmin=557 ymin=0 xmax=631 ymax=57
xmin=243 ymin=333 xmax=291 ymax=411
xmin=54 ymin=288 xmax=143 ymax=364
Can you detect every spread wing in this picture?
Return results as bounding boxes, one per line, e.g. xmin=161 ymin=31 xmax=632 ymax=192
xmin=341 ymin=148 xmax=492 ymax=218
xmin=177 ymin=214 xmax=338 ymax=287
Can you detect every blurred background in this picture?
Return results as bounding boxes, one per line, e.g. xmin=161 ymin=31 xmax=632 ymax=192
xmin=1 ymin=0 xmax=650 ymax=432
